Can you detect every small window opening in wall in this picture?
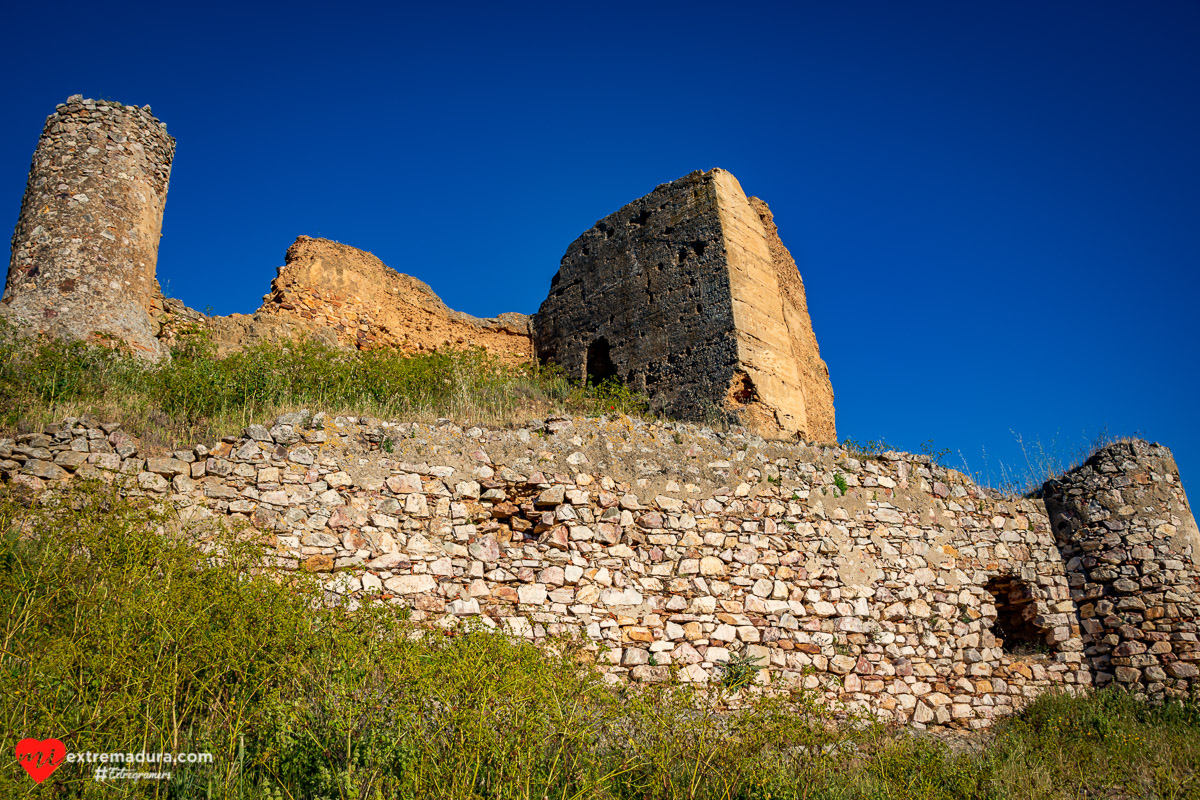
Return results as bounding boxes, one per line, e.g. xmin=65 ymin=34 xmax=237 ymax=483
xmin=728 ymin=372 xmax=758 ymax=404
xmin=984 ymin=576 xmax=1047 ymax=656
xmin=585 ymin=337 xmax=616 ymax=386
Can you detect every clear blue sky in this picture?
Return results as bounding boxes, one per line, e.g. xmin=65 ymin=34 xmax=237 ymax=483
xmin=2 ymin=1 xmax=1197 ymax=492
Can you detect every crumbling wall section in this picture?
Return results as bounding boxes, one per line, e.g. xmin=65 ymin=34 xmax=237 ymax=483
xmin=252 ymin=237 xmax=533 ymax=361
xmin=745 ymin=195 xmax=837 ymax=443
xmin=532 ymin=171 xmax=741 ymax=418
xmin=152 ymin=236 xmax=534 ymax=361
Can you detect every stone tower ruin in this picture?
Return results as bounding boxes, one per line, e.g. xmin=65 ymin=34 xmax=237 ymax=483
xmin=3 ymin=95 xmax=175 ymax=359
xmin=1044 ymin=440 xmax=1200 ymax=697
xmin=533 ymin=169 xmax=837 ymax=443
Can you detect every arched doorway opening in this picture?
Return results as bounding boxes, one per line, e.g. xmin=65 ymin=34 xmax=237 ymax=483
xmin=586 ymin=337 xmax=616 ymax=386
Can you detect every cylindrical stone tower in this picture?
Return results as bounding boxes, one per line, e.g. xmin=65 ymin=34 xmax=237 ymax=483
xmin=3 ymin=95 xmax=175 ymax=359
xmin=1044 ymin=440 xmax=1200 ymax=699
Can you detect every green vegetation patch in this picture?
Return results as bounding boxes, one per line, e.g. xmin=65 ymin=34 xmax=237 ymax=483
xmin=0 ymin=324 xmax=650 ymax=451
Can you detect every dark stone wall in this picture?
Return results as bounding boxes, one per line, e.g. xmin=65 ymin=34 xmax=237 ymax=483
xmin=4 ymin=95 xmax=175 ymax=359
xmin=532 ymin=170 xmax=740 ymax=420
xmin=1044 ymin=440 xmax=1200 ymax=698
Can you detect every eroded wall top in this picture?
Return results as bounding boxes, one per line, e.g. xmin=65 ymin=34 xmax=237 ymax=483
xmin=157 ymin=236 xmax=533 ymax=362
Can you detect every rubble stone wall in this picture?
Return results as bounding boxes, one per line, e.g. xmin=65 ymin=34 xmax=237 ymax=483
xmin=1044 ymin=440 xmax=1200 ymax=697
xmin=15 ymin=417 xmax=1198 ymax=728
xmin=3 ymin=95 xmax=174 ymax=359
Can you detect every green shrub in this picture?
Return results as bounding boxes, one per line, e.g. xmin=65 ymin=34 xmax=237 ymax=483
xmin=720 ymin=652 xmax=766 ymax=691
xmin=586 ymin=375 xmax=651 ymax=418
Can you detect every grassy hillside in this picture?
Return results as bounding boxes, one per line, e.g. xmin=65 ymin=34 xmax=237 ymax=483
xmin=2 ymin=482 xmax=1198 ymax=799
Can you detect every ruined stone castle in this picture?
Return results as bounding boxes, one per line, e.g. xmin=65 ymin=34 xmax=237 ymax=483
xmin=3 ymin=98 xmax=1198 ymax=728
xmin=3 ymin=97 xmax=834 ymax=443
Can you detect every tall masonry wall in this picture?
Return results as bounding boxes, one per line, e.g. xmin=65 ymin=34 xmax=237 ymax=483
xmin=3 ymin=95 xmax=175 ymax=359
xmin=533 ymin=172 xmax=739 ymax=419
xmin=11 ymin=416 xmax=1196 ymax=728
xmin=533 ymin=169 xmax=837 ymax=444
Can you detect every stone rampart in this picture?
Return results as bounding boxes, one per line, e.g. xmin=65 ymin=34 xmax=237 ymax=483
xmin=15 ymin=417 xmax=1198 ymax=728
xmin=3 ymin=95 xmax=174 ymax=359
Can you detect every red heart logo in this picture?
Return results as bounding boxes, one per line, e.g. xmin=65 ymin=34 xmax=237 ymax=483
xmin=15 ymin=738 xmax=66 ymax=783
